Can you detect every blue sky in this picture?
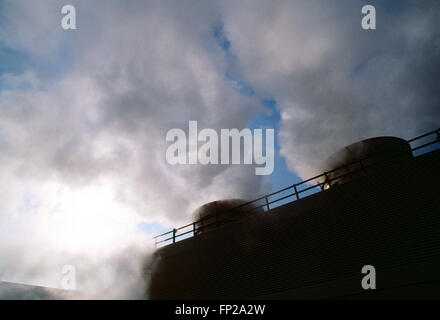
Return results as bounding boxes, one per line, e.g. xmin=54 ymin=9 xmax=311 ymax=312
xmin=0 ymin=46 xmax=28 ymax=74
xmin=212 ymin=23 xmax=302 ymax=189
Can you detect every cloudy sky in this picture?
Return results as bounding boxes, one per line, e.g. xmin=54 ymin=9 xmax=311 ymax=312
xmin=0 ymin=0 xmax=439 ymax=298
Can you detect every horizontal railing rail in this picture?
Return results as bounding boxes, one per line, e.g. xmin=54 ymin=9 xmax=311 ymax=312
xmin=154 ymin=128 xmax=440 ymax=247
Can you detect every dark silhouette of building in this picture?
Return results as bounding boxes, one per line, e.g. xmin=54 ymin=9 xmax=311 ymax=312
xmin=149 ymin=129 xmax=440 ymax=299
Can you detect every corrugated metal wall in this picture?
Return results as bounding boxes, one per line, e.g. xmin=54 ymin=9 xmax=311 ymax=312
xmin=149 ymin=150 xmax=440 ymax=299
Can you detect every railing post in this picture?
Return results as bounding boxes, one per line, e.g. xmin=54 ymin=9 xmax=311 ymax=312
xmin=172 ymin=228 xmax=177 ymax=243
xmin=214 ymin=201 xmax=219 ymax=228
xmin=293 ymin=184 xmax=299 ymax=200
xmin=265 ymin=196 xmax=270 ymax=212
xmin=323 ymin=172 xmax=330 ymax=190
xmin=359 ymin=159 xmax=367 ymax=176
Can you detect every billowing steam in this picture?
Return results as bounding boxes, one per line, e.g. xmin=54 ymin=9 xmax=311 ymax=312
xmin=0 ymin=0 xmax=269 ymax=298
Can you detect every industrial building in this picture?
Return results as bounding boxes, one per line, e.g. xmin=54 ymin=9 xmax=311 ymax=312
xmin=149 ymin=129 xmax=440 ymax=299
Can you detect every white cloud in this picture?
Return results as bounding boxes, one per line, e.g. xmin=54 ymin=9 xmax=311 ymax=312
xmin=221 ymin=0 xmax=440 ymax=177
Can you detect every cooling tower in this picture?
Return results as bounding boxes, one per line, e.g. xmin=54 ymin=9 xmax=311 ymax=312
xmin=192 ymin=199 xmax=263 ymax=234
xmin=321 ymin=136 xmax=413 ymax=189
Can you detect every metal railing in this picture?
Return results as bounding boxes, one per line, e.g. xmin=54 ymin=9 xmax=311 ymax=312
xmin=154 ymin=128 xmax=440 ymax=248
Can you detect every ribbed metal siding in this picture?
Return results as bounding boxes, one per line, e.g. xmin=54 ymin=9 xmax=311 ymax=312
xmin=149 ymin=150 xmax=440 ymax=299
